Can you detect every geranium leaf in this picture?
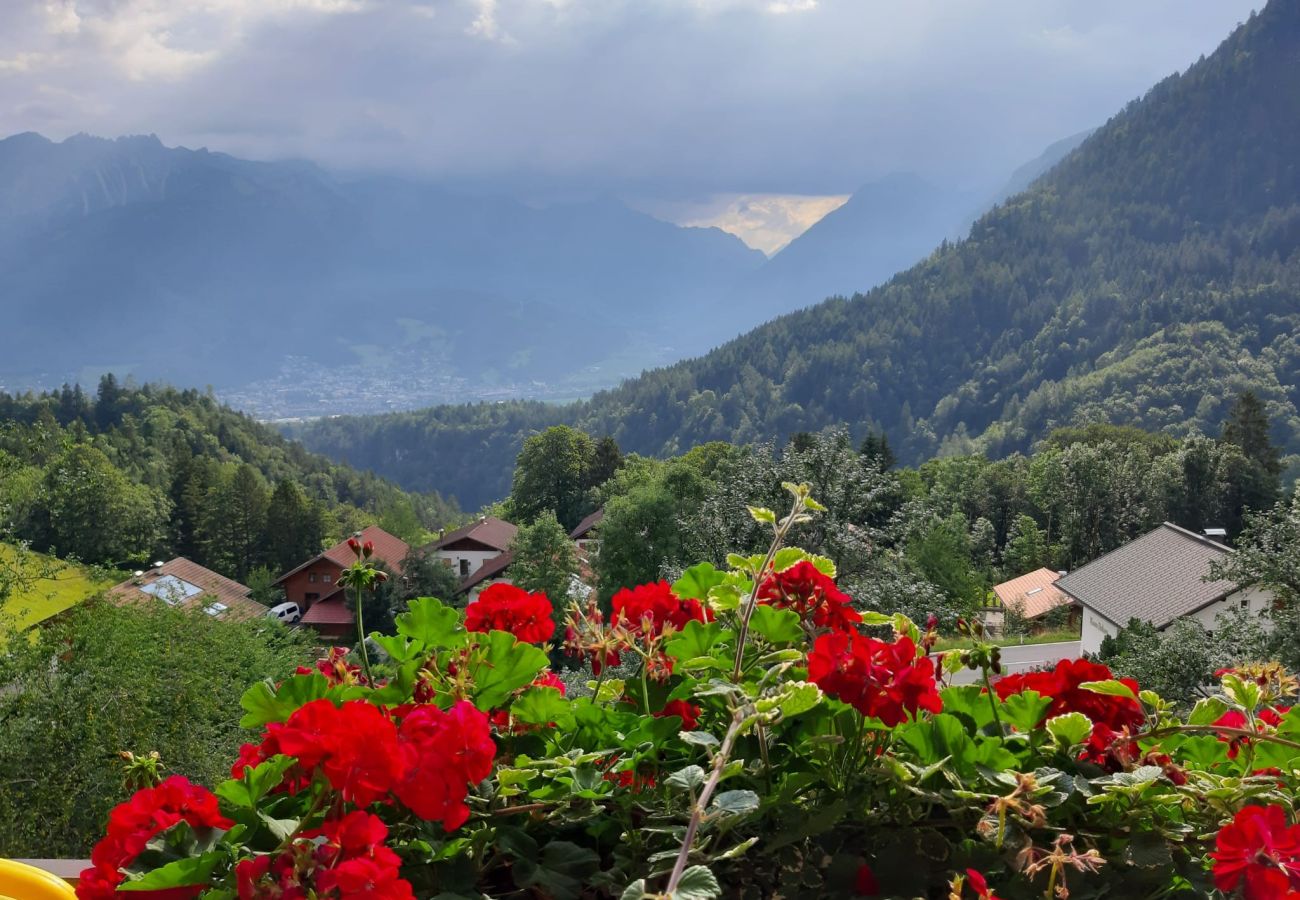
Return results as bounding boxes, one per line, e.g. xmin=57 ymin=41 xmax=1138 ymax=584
xmin=119 ymin=853 xmax=220 ymax=890
xmin=238 ymin=673 xmax=329 ymax=727
xmin=672 ymin=865 xmax=722 ymax=900
xmin=1078 ymin=680 xmax=1137 ymax=701
xmin=620 ymin=881 xmax=649 ymax=900
xmin=666 ymin=765 xmax=707 ymax=792
xmin=711 ymin=789 xmax=760 ymax=816
xmin=512 ymin=686 xmax=574 ymax=727
xmin=665 ymin=620 xmax=725 ymax=663
xmin=1046 ymin=712 xmax=1094 ymax=746
xmin=771 ymin=547 xmax=809 ymax=572
xmin=396 ymin=597 xmax=468 ymax=649
xmin=467 ymin=631 xmax=549 ymax=711
xmin=673 ymin=563 xmax=727 ymax=601
xmin=1000 ymin=690 xmax=1052 ymax=732
xmin=806 ymin=555 xmax=836 ymax=578
xmin=1188 ymin=696 xmax=1229 ymax=726
xmin=749 ymin=605 xmax=803 ymax=644
xmin=514 ymin=841 xmax=601 ymax=900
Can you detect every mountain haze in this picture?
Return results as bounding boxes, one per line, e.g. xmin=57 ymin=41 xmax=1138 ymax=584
xmin=296 ymin=0 xmax=1300 ymax=508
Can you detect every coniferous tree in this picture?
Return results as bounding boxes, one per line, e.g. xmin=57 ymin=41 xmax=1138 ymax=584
xmin=1222 ymin=391 xmax=1282 ymax=478
xmin=200 ymin=464 xmax=270 ymax=580
xmin=265 ymin=480 xmax=327 ymax=575
xmin=860 ymin=431 xmax=896 ymax=471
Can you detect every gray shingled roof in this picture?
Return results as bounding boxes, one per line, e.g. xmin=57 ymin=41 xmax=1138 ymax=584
xmin=1054 ymin=523 xmax=1238 ymax=629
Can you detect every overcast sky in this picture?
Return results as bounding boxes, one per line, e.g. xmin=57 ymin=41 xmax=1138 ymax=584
xmin=0 ymin=1 xmax=1263 ymax=214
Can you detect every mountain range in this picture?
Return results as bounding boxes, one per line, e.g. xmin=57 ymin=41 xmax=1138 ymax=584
xmin=294 ymin=0 xmax=1300 ymax=509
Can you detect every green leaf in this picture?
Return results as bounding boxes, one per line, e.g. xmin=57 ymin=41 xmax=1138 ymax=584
xmin=119 ymin=853 xmax=220 ymax=891
xmin=774 ymin=681 xmax=823 ymax=719
xmin=938 ymin=685 xmax=996 ymax=731
xmin=673 ymin=563 xmax=728 ymax=601
xmin=511 ymin=686 xmax=573 ymax=728
xmin=1189 ymin=696 xmax=1230 ymax=726
xmin=711 ymin=790 xmax=760 ymax=816
xmin=806 ymin=554 xmax=836 ymax=577
xmin=665 ymin=620 xmax=725 ymax=663
xmin=1079 ymin=679 xmax=1137 ymax=701
xmin=771 ymin=547 xmax=809 ymax=572
xmin=620 ymin=881 xmax=648 ymax=900
xmin=748 ymin=605 xmax=803 ymax=644
xmin=466 ymin=631 xmax=549 ymax=711
xmin=218 ymin=756 xmax=297 ymax=808
xmin=1046 ymin=712 xmax=1094 ymax=746
xmin=673 ymin=865 xmax=722 ymax=900
xmin=395 ymin=597 xmax=468 ymax=649
xmin=859 ymin=611 xmax=894 ymax=626
xmin=666 ymin=765 xmax=706 ymax=792
xmin=1001 ymin=690 xmax=1052 ymax=732
xmin=899 ymin=714 xmax=975 ymax=777
xmin=680 ymin=731 xmax=720 ymax=749
xmin=238 ymin=673 xmax=329 ymax=728
xmin=748 ymin=506 xmax=777 ymax=525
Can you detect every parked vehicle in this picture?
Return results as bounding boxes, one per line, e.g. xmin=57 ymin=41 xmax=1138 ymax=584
xmin=267 ymin=601 xmax=301 ymax=625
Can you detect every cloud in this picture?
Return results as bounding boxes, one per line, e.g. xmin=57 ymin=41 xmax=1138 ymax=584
xmin=0 ymin=0 xmax=1263 ymax=200
xmin=639 ymin=193 xmax=849 ymax=255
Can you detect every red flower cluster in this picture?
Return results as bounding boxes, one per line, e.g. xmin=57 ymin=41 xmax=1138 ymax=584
xmin=234 ymin=699 xmax=494 ymax=831
xmin=757 ymin=561 xmax=861 ymax=631
xmin=78 ymin=777 xmax=232 ymax=900
xmin=295 ymin=647 xmax=363 ymax=686
xmin=963 ymin=870 xmax=1004 ymax=900
xmin=655 ymin=699 xmax=702 ymax=731
xmin=1211 ymin=804 xmax=1300 ymax=898
xmin=994 ymin=659 xmax=1144 ymax=769
xmin=464 ymin=583 xmax=555 ymax=643
xmin=611 ymin=581 xmax=712 ymax=639
xmin=237 ymin=811 xmax=414 ymax=899
xmin=808 ymin=631 xmax=942 ymax=727
xmin=1212 ymin=707 xmax=1292 ymax=759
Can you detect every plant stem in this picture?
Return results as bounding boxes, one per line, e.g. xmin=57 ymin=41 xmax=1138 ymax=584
xmin=664 ymin=708 xmax=747 ymax=894
xmin=732 ymin=493 xmax=805 ymax=682
xmin=980 ymin=667 xmax=1004 ymax=734
xmin=1138 ymin=724 xmax=1300 ymax=752
xmin=353 ymin=581 xmax=373 ymax=685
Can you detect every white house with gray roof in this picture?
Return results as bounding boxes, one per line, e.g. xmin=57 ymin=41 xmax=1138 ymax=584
xmin=1056 ymin=522 xmax=1276 ymax=655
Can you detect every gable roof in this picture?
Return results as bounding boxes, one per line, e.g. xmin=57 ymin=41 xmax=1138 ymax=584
xmin=275 ymin=525 xmax=410 ymax=585
xmin=1054 ymin=523 xmax=1237 ymax=629
xmin=570 ymin=508 xmax=604 ymax=540
xmin=107 ymin=558 xmax=263 ymax=622
xmin=300 ymin=592 xmax=354 ymax=627
xmin=456 ymin=550 xmax=514 ymax=595
xmin=428 ymin=517 xmax=517 ymax=554
xmin=993 ymin=567 xmax=1071 ymax=620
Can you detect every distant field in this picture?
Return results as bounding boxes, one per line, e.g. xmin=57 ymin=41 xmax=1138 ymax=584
xmin=934 ymin=629 xmax=1081 ymax=652
xmin=0 ymin=544 xmax=115 ymax=630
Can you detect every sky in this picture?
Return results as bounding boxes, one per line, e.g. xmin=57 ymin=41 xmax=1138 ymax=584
xmin=0 ymin=0 xmax=1263 ymax=249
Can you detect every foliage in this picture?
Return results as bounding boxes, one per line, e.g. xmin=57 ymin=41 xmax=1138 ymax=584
xmin=0 ymin=600 xmax=315 ymax=857
xmin=63 ymin=485 xmax=1300 ymax=900
xmin=0 ymin=539 xmax=114 ymax=629
xmin=0 ymin=381 xmax=455 ymax=582
xmin=510 ymin=510 xmax=581 ymax=621
xmin=510 ymin=426 xmax=613 ymax=531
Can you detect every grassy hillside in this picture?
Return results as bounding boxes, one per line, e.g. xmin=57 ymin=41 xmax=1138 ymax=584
xmin=0 ymin=543 xmax=115 ymax=630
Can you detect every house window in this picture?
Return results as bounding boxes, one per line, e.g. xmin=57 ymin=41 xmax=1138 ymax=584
xmin=306 ymin=592 xmax=320 ymax=603
xmin=460 ymin=559 xmax=471 ymax=578
xmin=323 ymin=574 xmax=332 ymax=584
xmin=309 ymin=573 xmax=317 ymax=583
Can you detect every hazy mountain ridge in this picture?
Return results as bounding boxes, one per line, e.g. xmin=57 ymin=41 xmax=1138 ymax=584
xmin=294 ymin=0 xmax=1300 ymax=508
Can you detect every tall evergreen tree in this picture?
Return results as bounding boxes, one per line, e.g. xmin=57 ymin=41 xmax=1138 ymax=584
xmin=1222 ymin=391 xmax=1282 ymax=478
xmin=265 ymin=480 xmax=326 ymax=575
xmin=200 ymin=464 xmax=270 ymax=580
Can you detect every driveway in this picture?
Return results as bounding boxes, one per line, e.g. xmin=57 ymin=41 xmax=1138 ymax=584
xmin=948 ymin=640 xmax=1081 ymax=685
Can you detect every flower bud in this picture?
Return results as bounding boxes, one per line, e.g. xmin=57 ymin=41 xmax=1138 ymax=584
xmin=347 ymin=537 xmax=362 ymax=557
xmin=925 ymin=613 xmax=939 ymax=632
xmin=363 ymin=540 xmax=375 ymax=559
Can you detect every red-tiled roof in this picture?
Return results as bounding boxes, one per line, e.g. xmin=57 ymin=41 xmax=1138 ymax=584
xmin=570 ymin=508 xmax=604 ymax=540
xmin=275 ymin=525 xmax=410 ymax=584
xmin=427 ymin=517 xmax=517 ymax=553
xmin=300 ymin=594 xmax=354 ymax=626
xmin=107 ymin=558 xmax=263 ymax=622
xmin=993 ymin=567 xmax=1071 ymax=620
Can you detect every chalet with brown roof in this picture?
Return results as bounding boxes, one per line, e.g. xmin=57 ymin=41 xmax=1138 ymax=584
xmin=1056 ymin=522 xmax=1276 ymax=655
xmin=275 ymin=525 xmax=410 ymax=639
xmin=425 ymin=516 xmax=517 ymax=581
xmin=569 ymin=508 xmax=604 ymax=554
xmin=454 ymin=545 xmax=595 ymax=603
xmin=107 ymin=558 xmax=263 ymax=622
xmin=985 ymin=567 xmax=1077 ymax=635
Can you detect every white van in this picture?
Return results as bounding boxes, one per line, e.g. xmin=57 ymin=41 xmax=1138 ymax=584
xmin=267 ymin=602 xmax=302 ymax=625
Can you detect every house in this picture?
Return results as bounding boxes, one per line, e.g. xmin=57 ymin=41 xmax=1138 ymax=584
xmin=455 ymin=546 xmax=595 ymax=604
xmin=1056 ymin=522 xmax=1275 ymax=655
xmin=985 ymin=567 xmax=1077 ymax=635
xmin=424 ymin=516 xmax=517 ymax=580
xmin=569 ymin=508 xmax=604 ymax=554
xmin=107 ymin=558 xmax=263 ymax=622
xmin=275 ymin=526 xmax=410 ymax=639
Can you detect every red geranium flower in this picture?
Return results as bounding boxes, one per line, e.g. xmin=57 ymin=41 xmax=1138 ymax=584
xmin=394 ymin=700 xmax=496 ymax=830
xmin=964 ymin=869 xmax=1004 ymax=900
xmin=273 ymin=700 xmax=405 ymax=807
xmin=655 ymin=699 xmax=702 ymax=731
xmin=611 ymin=581 xmax=712 ymax=639
xmin=78 ymin=777 xmax=231 ymax=900
xmin=1211 ymin=805 xmax=1300 ymax=898
xmin=854 ymin=863 xmax=880 ymax=896
xmin=464 ymin=583 xmax=555 ymax=643
xmin=1212 ymin=706 xmax=1292 ymax=759
xmin=758 ymin=561 xmax=861 ymax=631
xmin=808 ymin=631 xmax=942 ymax=727
xmin=296 ymin=646 xmax=364 ymax=686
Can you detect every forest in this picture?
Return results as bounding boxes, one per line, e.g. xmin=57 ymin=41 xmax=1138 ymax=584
xmin=295 ymin=0 xmax=1300 ymax=510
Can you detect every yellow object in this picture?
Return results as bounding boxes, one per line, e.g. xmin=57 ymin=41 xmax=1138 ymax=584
xmin=0 ymin=860 xmax=78 ymax=900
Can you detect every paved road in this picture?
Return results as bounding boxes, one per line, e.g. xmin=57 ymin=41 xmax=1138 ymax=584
xmin=949 ymin=640 xmax=1081 ymax=685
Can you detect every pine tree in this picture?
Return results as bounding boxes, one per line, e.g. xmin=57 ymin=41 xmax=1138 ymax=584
xmin=265 ymin=480 xmax=326 ymax=575
xmin=1222 ymin=391 xmax=1282 ymax=478
xmin=860 ymin=431 xmax=896 ymax=471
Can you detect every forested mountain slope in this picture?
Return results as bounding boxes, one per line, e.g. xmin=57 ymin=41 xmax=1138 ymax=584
xmin=298 ymin=0 xmax=1300 ymax=509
